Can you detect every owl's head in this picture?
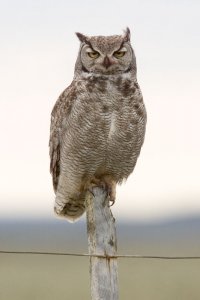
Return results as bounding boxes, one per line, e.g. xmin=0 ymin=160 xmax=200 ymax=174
xmin=74 ymin=28 xmax=136 ymax=76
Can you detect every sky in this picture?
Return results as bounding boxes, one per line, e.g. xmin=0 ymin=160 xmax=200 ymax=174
xmin=0 ymin=0 xmax=200 ymax=222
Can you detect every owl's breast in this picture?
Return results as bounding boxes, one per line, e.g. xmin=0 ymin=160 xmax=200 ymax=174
xmin=62 ymin=76 xmax=146 ymax=180
xmin=77 ymin=76 xmax=145 ymax=146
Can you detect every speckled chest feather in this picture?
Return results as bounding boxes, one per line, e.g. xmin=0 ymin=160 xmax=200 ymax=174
xmin=60 ymin=73 xmax=146 ymax=182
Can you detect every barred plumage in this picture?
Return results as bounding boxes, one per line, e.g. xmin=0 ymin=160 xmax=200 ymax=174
xmin=49 ymin=28 xmax=147 ymax=222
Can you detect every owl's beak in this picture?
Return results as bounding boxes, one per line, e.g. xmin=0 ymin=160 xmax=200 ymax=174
xmin=102 ymin=56 xmax=114 ymax=69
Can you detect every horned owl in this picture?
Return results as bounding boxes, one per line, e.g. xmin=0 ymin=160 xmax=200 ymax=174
xmin=49 ymin=28 xmax=146 ymax=222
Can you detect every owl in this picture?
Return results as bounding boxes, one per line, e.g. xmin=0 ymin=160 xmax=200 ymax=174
xmin=49 ymin=28 xmax=147 ymax=222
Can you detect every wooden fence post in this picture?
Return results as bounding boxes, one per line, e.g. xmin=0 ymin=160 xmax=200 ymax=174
xmin=85 ymin=187 xmax=119 ymax=300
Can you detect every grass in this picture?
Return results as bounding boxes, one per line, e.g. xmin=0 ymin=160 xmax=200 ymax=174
xmin=1 ymin=254 xmax=200 ymax=300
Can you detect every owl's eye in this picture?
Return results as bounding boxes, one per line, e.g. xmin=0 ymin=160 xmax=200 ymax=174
xmin=88 ymin=51 xmax=100 ymax=59
xmin=113 ymin=51 xmax=126 ymax=58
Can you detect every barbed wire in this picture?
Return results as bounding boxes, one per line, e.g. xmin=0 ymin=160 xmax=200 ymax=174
xmin=1 ymin=250 xmax=200 ymax=260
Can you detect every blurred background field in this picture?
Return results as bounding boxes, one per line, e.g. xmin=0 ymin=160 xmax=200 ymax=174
xmin=1 ymin=254 xmax=200 ymax=300
xmin=1 ymin=217 xmax=200 ymax=300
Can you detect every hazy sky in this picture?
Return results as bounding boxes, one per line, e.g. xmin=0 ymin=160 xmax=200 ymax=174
xmin=0 ymin=0 xmax=200 ymax=221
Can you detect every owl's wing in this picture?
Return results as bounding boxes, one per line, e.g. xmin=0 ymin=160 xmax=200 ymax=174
xmin=49 ymin=83 xmax=75 ymax=192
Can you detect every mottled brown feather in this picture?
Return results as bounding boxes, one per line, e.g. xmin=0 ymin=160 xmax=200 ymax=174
xmin=49 ymin=83 xmax=76 ymax=191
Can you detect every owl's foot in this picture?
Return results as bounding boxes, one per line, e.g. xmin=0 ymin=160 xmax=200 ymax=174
xmin=88 ymin=176 xmax=116 ymax=206
xmin=101 ymin=175 xmax=116 ymax=206
xmin=106 ymin=182 xmax=116 ymax=206
xmin=86 ymin=176 xmax=116 ymax=206
xmin=109 ymin=196 xmax=115 ymax=207
xmin=87 ymin=177 xmax=107 ymax=196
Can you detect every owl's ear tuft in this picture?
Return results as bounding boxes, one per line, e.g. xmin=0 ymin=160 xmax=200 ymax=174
xmin=123 ymin=27 xmax=131 ymax=42
xmin=76 ymin=32 xmax=88 ymax=43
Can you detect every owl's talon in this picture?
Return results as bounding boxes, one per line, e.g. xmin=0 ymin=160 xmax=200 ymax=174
xmin=108 ymin=189 xmax=116 ymax=206
xmin=105 ymin=181 xmax=116 ymax=206
xmin=109 ymin=198 xmax=115 ymax=207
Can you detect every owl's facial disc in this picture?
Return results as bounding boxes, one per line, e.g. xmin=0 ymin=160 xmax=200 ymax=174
xmin=81 ymin=42 xmax=132 ymax=75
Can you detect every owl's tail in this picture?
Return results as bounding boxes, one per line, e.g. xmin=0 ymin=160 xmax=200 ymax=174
xmin=54 ymin=193 xmax=86 ymax=222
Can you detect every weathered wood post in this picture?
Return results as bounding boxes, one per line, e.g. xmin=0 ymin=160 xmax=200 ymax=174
xmin=85 ymin=187 xmax=119 ymax=300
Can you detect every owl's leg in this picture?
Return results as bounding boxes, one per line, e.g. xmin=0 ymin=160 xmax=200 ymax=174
xmin=102 ymin=175 xmax=116 ymax=206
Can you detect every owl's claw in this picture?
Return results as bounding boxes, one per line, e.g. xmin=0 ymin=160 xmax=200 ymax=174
xmin=107 ymin=186 xmax=116 ymax=206
xmin=109 ymin=198 xmax=115 ymax=206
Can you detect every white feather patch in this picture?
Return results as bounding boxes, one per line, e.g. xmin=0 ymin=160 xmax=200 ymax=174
xmin=108 ymin=112 xmax=116 ymax=138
